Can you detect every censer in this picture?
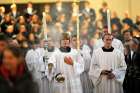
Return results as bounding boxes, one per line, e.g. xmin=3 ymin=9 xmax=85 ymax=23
xmin=55 ymin=73 xmax=65 ymax=83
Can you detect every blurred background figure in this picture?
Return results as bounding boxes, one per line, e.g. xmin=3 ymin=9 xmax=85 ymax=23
xmin=10 ymin=3 xmax=20 ymax=21
xmin=0 ymin=46 xmax=38 ymax=93
xmin=99 ymin=2 xmax=108 ymax=27
xmin=0 ymin=6 xmax=5 ymax=23
xmin=51 ymin=0 xmax=66 ymax=22
xmin=81 ymin=1 xmax=96 ymax=29
xmin=0 ymin=33 xmax=8 ymax=63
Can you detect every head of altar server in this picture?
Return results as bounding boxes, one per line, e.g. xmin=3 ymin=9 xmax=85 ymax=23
xmin=10 ymin=3 xmax=17 ymax=12
xmin=71 ymin=35 xmax=77 ymax=49
xmin=71 ymin=35 xmax=82 ymax=49
xmin=102 ymin=33 xmax=113 ymax=48
xmin=60 ymin=33 xmax=71 ymax=48
xmin=130 ymin=38 xmax=140 ymax=52
xmin=47 ymin=36 xmax=54 ymax=48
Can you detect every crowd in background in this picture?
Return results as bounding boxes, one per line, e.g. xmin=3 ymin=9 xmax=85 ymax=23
xmin=0 ymin=1 xmax=140 ymax=51
xmin=0 ymin=1 xmax=140 ymax=93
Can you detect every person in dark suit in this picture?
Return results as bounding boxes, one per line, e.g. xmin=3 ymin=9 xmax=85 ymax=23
xmin=131 ymin=38 xmax=140 ymax=93
xmin=123 ymin=38 xmax=140 ymax=93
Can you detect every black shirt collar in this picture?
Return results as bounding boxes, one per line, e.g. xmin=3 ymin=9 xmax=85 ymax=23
xmin=47 ymin=47 xmax=55 ymax=52
xmin=102 ymin=47 xmax=114 ymax=52
xmin=59 ymin=47 xmax=71 ymax=53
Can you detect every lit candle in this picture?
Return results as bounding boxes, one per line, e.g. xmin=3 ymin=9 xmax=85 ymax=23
xmin=42 ymin=12 xmax=47 ymax=41
xmin=107 ymin=9 xmax=111 ymax=34
xmin=75 ymin=1 xmax=80 ymax=50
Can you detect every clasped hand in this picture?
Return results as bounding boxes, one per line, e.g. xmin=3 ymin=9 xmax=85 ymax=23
xmin=101 ymin=70 xmax=115 ymax=79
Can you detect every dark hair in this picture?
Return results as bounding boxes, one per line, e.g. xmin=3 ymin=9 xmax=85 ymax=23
xmin=5 ymin=46 xmax=24 ymax=59
xmin=102 ymin=33 xmax=113 ymax=40
xmin=123 ymin=30 xmax=133 ymax=36
xmin=0 ymin=46 xmax=26 ymax=67
xmin=72 ymin=34 xmax=77 ymax=38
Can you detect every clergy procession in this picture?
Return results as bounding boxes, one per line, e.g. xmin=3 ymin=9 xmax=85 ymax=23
xmin=0 ymin=0 xmax=140 ymax=93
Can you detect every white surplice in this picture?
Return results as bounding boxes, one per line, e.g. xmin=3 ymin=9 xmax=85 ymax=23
xmin=48 ymin=48 xmax=84 ymax=93
xmin=89 ymin=48 xmax=127 ymax=93
xmin=80 ymin=44 xmax=94 ymax=93
xmin=25 ymin=49 xmax=42 ymax=80
xmin=25 ymin=48 xmax=43 ymax=93
xmin=94 ymin=38 xmax=124 ymax=53
xmin=35 ymin=47 xmax=58 ymax=93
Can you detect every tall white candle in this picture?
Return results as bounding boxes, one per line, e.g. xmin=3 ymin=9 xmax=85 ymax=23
xmin=76 ymin=2 xmax=80 ymax=50
xmin=107 ymin=9 xmax=111 ymax=34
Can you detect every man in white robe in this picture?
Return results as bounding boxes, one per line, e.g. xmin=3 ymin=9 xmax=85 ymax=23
xmin=36 ymin=38 xmax=58 ymax=93
xmin=71 ymin=35 xmax=94 ymax=93
xmin=89 ymin=33 xmax=127 ymax=93
xmin=94 ymin=37 xmax=124 ymax=53
xmin=48 ymin=33 xmax=84 ymax=93
xmin=25 ymin=44 xmax=43 ymax=93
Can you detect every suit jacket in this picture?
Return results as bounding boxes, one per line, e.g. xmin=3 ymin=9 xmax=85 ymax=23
xmin=132 ymin=52 xmax=140 ymax=78
xmin=125 ymin=51 xmax=135 ymax=77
